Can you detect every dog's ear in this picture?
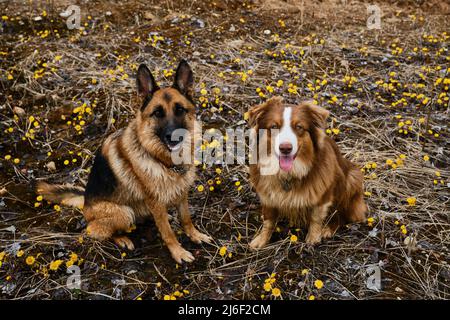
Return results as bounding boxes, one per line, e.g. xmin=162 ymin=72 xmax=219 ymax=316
xmin=305 ymin=101 xmax=329 ymax=129
xmin=248 ymin=103 xmax=266 ymax=127
xmin=248 ymin=97 xmax=283 ymax=127
xmin=173 ymin=60 xmax=193 ymax=98
xmin=136 ymin=64 xmax=159 ymax=97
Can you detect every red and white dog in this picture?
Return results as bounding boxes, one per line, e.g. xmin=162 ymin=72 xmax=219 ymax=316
xmin=248 ymin=97 xmax=367 ymax=249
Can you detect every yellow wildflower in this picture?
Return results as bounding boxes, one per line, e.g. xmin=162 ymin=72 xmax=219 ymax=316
xmin=314 ymin=279 xmax=324 ymax=289
xmin=49 ymin=260 xmax=63 ymax=271
xmin=25 ymin=256 xmax=35 ymax=265
xmin=271 ymin=288 xmax=281 ymax=297
xmin=406 ymin=197 xmax=416 ymax=206
xmin=219 ymin=246 xmax=227 ymax=257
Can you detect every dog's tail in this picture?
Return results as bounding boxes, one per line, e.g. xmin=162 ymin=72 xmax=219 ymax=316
xmin=36 ymin=182 xmax=85 ymax=209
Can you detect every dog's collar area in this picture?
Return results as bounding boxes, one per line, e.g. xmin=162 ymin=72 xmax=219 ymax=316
xmin=169 ymin=164 xmax=189 ymax=175
xmin=279 ymin=175 xmax=293 ymax=191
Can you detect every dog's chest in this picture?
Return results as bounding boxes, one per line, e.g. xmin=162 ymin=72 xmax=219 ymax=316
xmin=256 ymin=174 xmax=318 ymax=210
xmin=145 ymin=167 xmax=195 ymax=205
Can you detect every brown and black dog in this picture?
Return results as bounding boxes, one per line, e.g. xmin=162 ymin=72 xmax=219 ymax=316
xmin=37 ymin=60 xmax=212 ymax=263
xmin=248 ymin=97 xmax=367 ymax=249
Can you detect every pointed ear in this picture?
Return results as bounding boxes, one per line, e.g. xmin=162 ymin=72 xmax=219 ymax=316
xmin=304 ymin=101 xmax=329 ymax=128
xmin=173 ymin=60 xmax=193 ymax=98
xmin=136 ymin=64 xmax=158 ymax=97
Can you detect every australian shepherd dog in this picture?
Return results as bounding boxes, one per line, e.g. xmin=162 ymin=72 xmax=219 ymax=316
xmin=248 ymin=97 xmax=367 ymax=249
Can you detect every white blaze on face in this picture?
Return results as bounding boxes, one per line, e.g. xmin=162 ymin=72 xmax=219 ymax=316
xmin=274 ymin=107 xmax=298 ymax=172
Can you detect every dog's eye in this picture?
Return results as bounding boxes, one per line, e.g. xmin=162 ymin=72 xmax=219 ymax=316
xmin=270 ymin=124 xmax=279 ymax=130
xmin=174 ymin=103 xmax=187 ymax=116
xmin=151 ymin=107 xmax=165 ymax=118
xmin=296 ymin=124 xmax=303 ymax=130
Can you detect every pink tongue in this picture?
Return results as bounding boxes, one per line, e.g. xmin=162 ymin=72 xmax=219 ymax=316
xmin=279 ymin=155 xmax=294 ymax=172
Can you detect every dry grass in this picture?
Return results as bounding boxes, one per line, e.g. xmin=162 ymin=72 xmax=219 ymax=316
xmin=0 ymin=0 xmax=449 ymax=300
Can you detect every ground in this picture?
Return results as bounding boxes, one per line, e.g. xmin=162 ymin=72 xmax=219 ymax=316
xmin=0 ymin=0 xmax=449 ymax=300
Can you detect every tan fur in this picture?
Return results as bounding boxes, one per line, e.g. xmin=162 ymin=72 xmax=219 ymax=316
xmin=36 ymin=182 xmax=85 ymax=209
xmin=248 ymin=97 xmax=367 ymax=249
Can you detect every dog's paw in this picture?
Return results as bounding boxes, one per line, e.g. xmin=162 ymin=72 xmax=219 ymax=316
xmin=113 ymin=235 xmax=135 ymax=251
xmin=321 ymin=226 xmax=334 ymax=239
xmin=305 ymin=231 xmax=322 ymax=245
xmin=187 ymin=228 xmax=213 ymax=244
xmin=249 ymin=234 xmax=269 ymax=250
xmin=169 ymin=245 xmax=195 ymax=264
xmin=86 ymin=223 xmax=112 ymax=241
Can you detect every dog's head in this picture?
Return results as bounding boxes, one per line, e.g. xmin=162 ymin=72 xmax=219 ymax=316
xmin=248 ymin=97 xmax=329 ymax=173
xmin=135 ymin=60 xmax=195 ymax=155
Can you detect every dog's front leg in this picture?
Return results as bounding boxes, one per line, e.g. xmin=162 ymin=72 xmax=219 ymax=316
xmin=250 ymin=206 xmax=277 ymax=250
xmin=306 ymin=202 xmax=332 ymax=245
xmin=146 ymin=200 xmax=194 ymax=264
xmin=177 ymin=195 xmax=213 ymax=244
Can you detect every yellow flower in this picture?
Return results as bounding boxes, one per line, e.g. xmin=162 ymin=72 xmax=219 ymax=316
xmin=290 ymin=235 xmax=298 ymax=243
xmin=400 ymin=225 xmax=407 ymax=235
xmin=197 ymin=185 xmax=204 ymax=192
xmin=301 ymin=269 xmax=309 ymax=276
xmin=386 ymin=159 xmax=393 ymax=165
xmin=263 ymin=282 xmax=272 ymax=292
xmin=367 ymin=217 xmax=375 ymax=227
xmin=271 ymin=288 xmax=281 ymax=297
xmin=17 ymin=250 xmax=24 ymax=257
xmin=308 ymin=295 xmax=315 ymax=300
xmin=219 ymin=246 xmax=227 ymax=257
xmin=163 ymin=295 xmax=171 ymax=300
xmin=49 ymin=260 xmax=63 ymax=271
xmin=69 ymin=252 xmax=78 ymax=262
xmin=0 ymin=251 xmax=6 ymax=261
xmin=25 ymin=256 xmax=35 ymax=265
xmin=314 ymin=279 xmax=324 ymax=289
xmin=406 ymin=197 xmax=416 ymax=206
xmin=423 ymin=155 xmax=430 ymax=161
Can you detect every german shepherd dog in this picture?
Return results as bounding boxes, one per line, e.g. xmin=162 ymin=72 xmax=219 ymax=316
xmin=248 ymin=97 xmax=367 ymax=249
xmin=37 ymin=60 xmax=212 ymax=264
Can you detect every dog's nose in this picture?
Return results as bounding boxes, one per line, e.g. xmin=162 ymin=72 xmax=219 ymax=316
xmin=165 ymin=132 xmax=183 ymax=144
xmin=279 ymin=142 xmax=293 ymax=155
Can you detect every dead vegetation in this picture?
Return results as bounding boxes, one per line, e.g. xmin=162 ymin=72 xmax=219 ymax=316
xmin=0 ymin=0 xmax=449 ymax=299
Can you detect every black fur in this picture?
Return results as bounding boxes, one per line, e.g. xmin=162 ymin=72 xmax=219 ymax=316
xmin=84 ymin=150 xmax=117 ymax=204
xmin=141 ymin=93 xmax=155 ymax=112
xmin=163 ymin=92 xmax=172 ymax=103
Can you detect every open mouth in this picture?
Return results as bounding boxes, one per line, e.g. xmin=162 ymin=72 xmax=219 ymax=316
xmin=279 ymin=154 xmax=295 ymax=172
xmin=166 ymin=141 xmax=183 ymax=151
